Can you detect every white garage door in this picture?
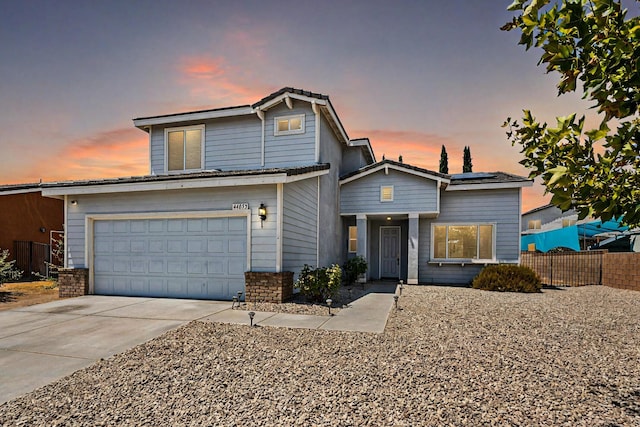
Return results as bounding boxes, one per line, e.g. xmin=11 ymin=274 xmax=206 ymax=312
xmin=93 ymin=216 xmax=247 ymax=300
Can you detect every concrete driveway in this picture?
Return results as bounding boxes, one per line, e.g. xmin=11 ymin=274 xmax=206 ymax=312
xmin=0 ymin=296 xmax=231 ymax=404
xmin=0 ymin=287 xmax=395 ymax=404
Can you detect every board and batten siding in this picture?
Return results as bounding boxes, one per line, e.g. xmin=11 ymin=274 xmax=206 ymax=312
xmin=263 ymin=103 xmax=316 ymax=168
xmin=340 ymin=170 xmax=438 ymax=214
xmin=282 ymin=178 xmax=318 ymax=278
xmin=149 ymin=115 xmax=262 ymax=174
xmin=65 ymin=186 xmax=277 ymax=271
xmin=418 ymin=188 xmax=521 ymax=284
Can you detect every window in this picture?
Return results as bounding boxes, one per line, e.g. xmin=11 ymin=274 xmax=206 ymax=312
xmin=432 ymin=224 xmax=495 ymax=260
xmin=274 ymin=114 xmax=305 ymax=136
xmin=380 ymin=186 xmax=394 ymax=202
xmin=348 ymin=226 xmax=358 ymax=253
xmin=562 ymin=218 xmax=577 ymax=228
xmin=528 ymin=219 xmax=541 ymax=230
xmin=166 ymin=125 xmax=204 ymax=172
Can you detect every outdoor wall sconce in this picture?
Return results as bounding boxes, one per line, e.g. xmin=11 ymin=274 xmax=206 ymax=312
xmin=70 ymin=200 xmax=78 ymax=205
xmin=258 ymin=203 xmax=267 ymax=227
xmin=39 ymin=227 xmax=46 ymax=233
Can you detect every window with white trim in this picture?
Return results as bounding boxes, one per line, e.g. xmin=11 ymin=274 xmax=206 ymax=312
xmin=166 ymin=125 xmax=204 ymax=172
xmin=274 ymin=114 xmax=305 ymax=136
xmin=348 ymin=226 xmax=357 ymax=253
xmin=380 ymin=185 xmax=394 ymax=202
xmin=432 ymin=224 xmax=495 ymax=260
xmin=527 ymin=219 xmax=541 ymax=230
xmin=562 ymin=218 xmax=577 ymax=227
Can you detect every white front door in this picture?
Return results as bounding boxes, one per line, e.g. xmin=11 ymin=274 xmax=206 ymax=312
xmin=380 ymin=226 xmax=400 ymax=279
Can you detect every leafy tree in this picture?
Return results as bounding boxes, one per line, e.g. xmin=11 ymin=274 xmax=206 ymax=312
xmin=0 ymin=249 xmax=22 ymax=285
xmin=502 ymin=0 xmax=640 ymax=226
xmin=463 ymin=146 xmax=473 ymax=172
xmin=439 ymin=145 xmax=449 ymax=174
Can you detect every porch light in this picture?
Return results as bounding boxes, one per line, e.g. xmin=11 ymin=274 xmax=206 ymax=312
xmin=386 ymin=216 xmax=391 ymax=221
xmin=258 ymin=203 xmax=267 ymax=227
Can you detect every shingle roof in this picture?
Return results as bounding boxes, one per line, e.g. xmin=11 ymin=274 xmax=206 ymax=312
xmin=251 ymin=87 xmax=330 ymax=109
xmin=133 ymin=104 xmax=251 ymax=122
xmin=340 ymin=159 xmax=448 ymax=181
xmin=41 ymin=164 xmax=330 ymax=189
xmin=0 ymin=182 xmax=42 ymax=192
xmin=449 ymin=171 xmax=531 ymax=185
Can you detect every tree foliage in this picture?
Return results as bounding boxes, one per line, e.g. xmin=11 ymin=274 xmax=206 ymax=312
xmin=502 ymin=0 xmax=640 ymax=226
xmin=439 ymin=145 xmax=449 ymax=174
xmin=463 ymin=146 xmax=473 ymax=172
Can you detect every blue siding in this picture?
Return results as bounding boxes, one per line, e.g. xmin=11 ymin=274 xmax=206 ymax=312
xmin=263 ymin=103 xmax=316 ymax=168
xmin=341 ymin=146 xmax=367 ymax=175
xmin=340 ymin=169 xmax=438 ymax=214
xmin=66 ymin=186 xmax=277 ymax=272
xmin=418 ymin=188 xmax=521 ymax=284
xmin=282 ymin=178 xmax=318 ymax=278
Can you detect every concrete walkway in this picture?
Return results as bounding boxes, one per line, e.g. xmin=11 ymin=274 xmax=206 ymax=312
xmin=0 ymin=284 xmax=396 ymax=404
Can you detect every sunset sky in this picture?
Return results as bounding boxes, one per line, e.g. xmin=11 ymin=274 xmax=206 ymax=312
xmin=0 ymin=1 xmax=612 ymax=211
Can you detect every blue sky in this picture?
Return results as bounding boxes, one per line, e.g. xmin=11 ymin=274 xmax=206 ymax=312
xmin=0 ymin=0 xmax=610 ymax=210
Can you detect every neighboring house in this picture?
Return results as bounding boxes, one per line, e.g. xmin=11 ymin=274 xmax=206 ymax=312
xmin=0 ymin=183 xmax=64 ymax=277
xmin=521 ymin=204 xmax=628 ymax=252
xmin=34 ymin=87 xmax=531 ymax=300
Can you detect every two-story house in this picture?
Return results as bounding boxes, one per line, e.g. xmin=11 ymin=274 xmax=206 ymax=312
xmin=38 ymin=87 xmax=532 ymax=300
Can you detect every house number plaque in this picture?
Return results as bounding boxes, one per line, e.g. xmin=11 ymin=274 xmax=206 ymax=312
xmin=232 ymin=202 xmax=249 ymax=210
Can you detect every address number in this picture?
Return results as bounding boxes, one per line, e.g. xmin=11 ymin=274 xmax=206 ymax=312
xmin=232 ymin=203 xmax=249 ymax=210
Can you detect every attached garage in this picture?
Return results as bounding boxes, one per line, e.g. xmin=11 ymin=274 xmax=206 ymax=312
xmin=91 ymin=214 xmax=249 ymax=300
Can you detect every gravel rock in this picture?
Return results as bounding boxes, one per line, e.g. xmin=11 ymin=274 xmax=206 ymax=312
xmin=1 ymin=285 xmax=639 ymax=426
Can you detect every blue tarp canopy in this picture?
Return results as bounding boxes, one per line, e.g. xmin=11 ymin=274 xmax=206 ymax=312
xmin=521 ymin=225 xmax=580 ymax=252
xmin=521 ymin=218 xmax=628 ymax=253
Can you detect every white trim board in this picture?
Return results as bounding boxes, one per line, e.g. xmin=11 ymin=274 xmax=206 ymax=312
xmin=133 ymin=106 xmax=254 ymax=127
xmin=340 ymin=163 xmax=449 ymax=186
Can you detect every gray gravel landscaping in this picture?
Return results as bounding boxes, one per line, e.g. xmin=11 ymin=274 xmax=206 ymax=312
xmin=1 ymin=285 xmax=639 ymax=426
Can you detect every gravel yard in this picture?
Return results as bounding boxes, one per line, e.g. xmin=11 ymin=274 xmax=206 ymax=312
xmin=1 ymin=285 xmax=639 ymax=426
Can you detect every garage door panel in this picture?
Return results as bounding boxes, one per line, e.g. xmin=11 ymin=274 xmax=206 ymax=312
xmin=94 ymin=217 xmax=247 ymax=300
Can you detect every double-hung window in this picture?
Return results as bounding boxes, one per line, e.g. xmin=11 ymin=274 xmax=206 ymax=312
xmin=432 ymin=223 xmax=495 ymax=261
xmin=166 ymin=125 xmax=204 ymax=172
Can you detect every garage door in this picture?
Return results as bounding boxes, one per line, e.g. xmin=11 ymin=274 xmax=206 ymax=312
xmin=93 ymin=216 xmax=247 ymax=300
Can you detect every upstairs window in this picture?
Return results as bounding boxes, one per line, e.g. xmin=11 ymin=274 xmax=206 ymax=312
xmin=432 ymin=223 xmax=495 ymax=261
xmin=527 ymin=219 xmax=541 ymax=230
xmin=274 ymin=114 xmax=305 ymax=136
xmin=562 ymin=218 xmax=577 ymax=228
xmin=380 ymin=186 xmax=394 ymax=202
xmin=166 ymin=125 xmax=204 ymax=172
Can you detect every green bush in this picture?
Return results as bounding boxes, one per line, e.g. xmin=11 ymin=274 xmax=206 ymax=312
xmin=343 ymin=255 xmax=368 ymax=286
xmin=472 ymin=264 xmax=542 ymax=293
xmin=295 ymin=264 xmax=342 ymax=302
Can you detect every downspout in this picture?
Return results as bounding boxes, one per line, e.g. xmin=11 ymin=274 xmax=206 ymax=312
xmin=147 ymin=126 xmax=153 ymax=175
xmin=256 ymin=108 xmax=265 ymax=167
xmin=63 ymin=195 xmax=68 ymax=269
xmin=312 ymin=101 xmax=320 ymax=163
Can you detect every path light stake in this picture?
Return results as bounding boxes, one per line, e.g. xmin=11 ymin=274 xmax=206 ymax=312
xmin=326 ymin=299 xmax=333 ymax=316
xmin=393 ymin=295 xmax=399 ymax=310
xmin=232 ymin=296 xmax=238 ymax=309
xmin=399 ymin=280 xmax=404 ymax=296
xmin=237 ymin=291 xmax=243 ymax=302
xmin=248 ymin=311 xmax=256 ymax=327
xmin=347 ymin=287 xmax=352 ymax=300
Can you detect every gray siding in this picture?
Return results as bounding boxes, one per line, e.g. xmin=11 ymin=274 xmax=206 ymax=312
xmin=65 ymin=186 xmax=277 ymax=272
xmin=418 ymin=188 xmax=522 ymax=284
xmin=341 ymin=146 xmax=367 ymax=175
xmin=149 ymin=115 xmax=262 ymax=175
xmin=282 ymin=178 xmax=318 ymax=278
xmin=340 ymin=170 xmax=438 ymax=214
xmin=318 ymin=112 xmax=344 ymax=267
xmin=263 ymin=103 xmax=316 ymax=168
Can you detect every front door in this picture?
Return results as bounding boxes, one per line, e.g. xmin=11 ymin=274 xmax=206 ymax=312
xmin=380 ymin=226 xmax=400 ymax=279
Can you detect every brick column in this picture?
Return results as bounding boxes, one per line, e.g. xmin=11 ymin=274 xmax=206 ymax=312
xmin=244 ymin=271 xmax=294 ymax=303
xmin=58 ymin=268 xmax=89 ymax=298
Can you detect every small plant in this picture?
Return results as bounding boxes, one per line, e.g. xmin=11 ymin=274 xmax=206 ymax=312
xmin=472 ymin=264 xmax=542 ymax=293
xmin=0 ymin=249 xmax=23 ymax=285
xmin=295 ymin=264 xmax=342 ymax=302
xmin=343 ymin=255 xmax=368 ymax=286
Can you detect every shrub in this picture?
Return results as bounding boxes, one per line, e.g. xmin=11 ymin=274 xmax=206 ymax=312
xmin=295 ymin=264 xmax=342 ymax=302
xmin=343 ymin=255 xmax=368 ymax=286
xmin=0 ymin=248 xmax=22 ymax=285
xmin=472 ymin=264 xmax=542 ymax=293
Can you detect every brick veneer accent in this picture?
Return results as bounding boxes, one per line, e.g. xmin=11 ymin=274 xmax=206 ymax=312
xmin=58 ymin=268 xmax=89 ymax=298
xmin=244 ymin=271 xmax=294 ymax=303
xmin=602 ymin=253 xmax=640 ymax=291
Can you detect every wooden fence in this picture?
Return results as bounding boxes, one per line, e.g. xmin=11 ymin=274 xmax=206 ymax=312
xmin=14 ymin=241 xmax=50 ymax=279
xmin=520 ymin=250 xmax=606 ymax=286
